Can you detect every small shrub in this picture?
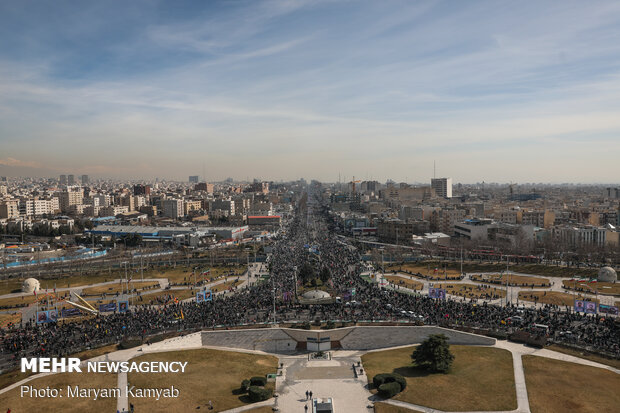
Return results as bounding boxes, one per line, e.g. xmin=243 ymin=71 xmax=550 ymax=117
xmin=240 ymin=379 xmax=250 ymax=393
xmin=250 ymin=376 xmax=267 ymax=386
xmin=378 ymin=382 xmax=401 ymax=398
xmin=248 ymin=386 xmax=272 ymax=402
xmin=372 ymin=373 xmax=392 ymax=389
xmin=392 ymin=373 xmax=406 ymax=391
xmin=373 ymin=373 xmax=406 ymax=392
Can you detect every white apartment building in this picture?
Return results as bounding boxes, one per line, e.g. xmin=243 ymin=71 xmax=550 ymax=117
xmin=59 ymin=187 xmax=83 ymax=213
xmin=431 ymin=177 xmax=452 ymax=198
xmin=99 ymin=205 xmax=129 ymax=216
xmin=0 ymin=199 xmax=20 ymax=219
xmin=553 ymin=225 xmax=607 ymax=247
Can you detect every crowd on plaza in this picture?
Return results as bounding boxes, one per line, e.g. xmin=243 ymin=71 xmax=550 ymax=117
xmin=0 ymin=190 xmax=618 ymax=369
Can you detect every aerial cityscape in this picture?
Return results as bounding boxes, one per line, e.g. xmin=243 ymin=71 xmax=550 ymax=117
xmin=1 ymin=1 xmax=619 ymax=413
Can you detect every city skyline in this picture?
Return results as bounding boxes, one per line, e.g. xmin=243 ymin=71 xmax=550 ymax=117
xmin=1 ymin=1 xmax=620 ymax=183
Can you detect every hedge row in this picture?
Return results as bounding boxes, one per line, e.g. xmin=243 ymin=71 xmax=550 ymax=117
xmin=248 ymin=386 xmax=272 ymax=402
xmin=378 ymin=382 xmax=401 ymax=398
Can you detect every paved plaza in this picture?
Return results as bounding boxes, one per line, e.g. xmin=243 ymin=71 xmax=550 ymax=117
xmin=1 ymin=326 xmax=618 ymax=413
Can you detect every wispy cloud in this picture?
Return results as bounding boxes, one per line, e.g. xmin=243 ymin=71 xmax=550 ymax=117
xmin=0 ymin=157 xmax=42 ymax=168
xmin=0 ymin=0 xmax=619 ymax=182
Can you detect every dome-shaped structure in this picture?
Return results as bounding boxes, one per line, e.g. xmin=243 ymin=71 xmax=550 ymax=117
xmin=22 ymin=278 xmax=41 ymax=293
xmin=598 ymin=267 xmax=617 ymax=283
xmin=302 ymin=290 xmax=331 ymax=299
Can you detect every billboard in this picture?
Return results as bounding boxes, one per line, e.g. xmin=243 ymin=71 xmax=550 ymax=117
xmin=585 ymin=301 xmax=597 ymax=314
xmin=48 ymin=309 xmax=58 ymax=322
xmin=599 ymin=304 xmax=619 ymax=315
xmin=36 ymin=311 xmax=50 ymax=324
xmin=196 ymin=291 xmax=205 ymax=303
xmin=99 ymin=303 xmax=117 ymax=313
xmin=61 ymin=308 xmax=80 ymax=318
xmin=429 ymin=288 xmax=446 ymax=300
xmin=205 ymin=289 xmax=213 ymax=301
xmin=574 ymin=300 xmax=586 ymax=313
xmin=118 ymin=301 xmax=129 ymax=313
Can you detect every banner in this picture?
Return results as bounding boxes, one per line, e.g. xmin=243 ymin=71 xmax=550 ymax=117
xmin=62 ymin=308 xmax=80 ymax=318
xmin=429 ymin=288 xmax=446 ymax=299
xmin=196 ymin=291 xmax=205 ymax=303
xmin=36 ymin=311 xmax=50 ymax=324
xmin=205 ymin=289 xmax=213 ymax=301
xmin=48 ymin=309 xmax=58 ymax=322
xmin=574 ymin=300 xmax=586 ymax=313
xmin=599 ymin=304 xmax=619 ymax=315
xmin=585 ymin=301 xmax=597 ymax=314
xmin=118 ymin=301 xmax=129 ymax=313
xmin=99 ymin=303 xmax=117 ymax=312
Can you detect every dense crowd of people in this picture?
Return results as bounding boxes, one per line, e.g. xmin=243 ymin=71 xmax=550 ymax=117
xmin=1 ymin=188 xmax=618 ymax=370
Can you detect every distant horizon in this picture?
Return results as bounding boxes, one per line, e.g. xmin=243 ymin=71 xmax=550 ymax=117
xmin=2 ymin=1 xmax=620 ymax=182
xmin=1 ymin=170 xmax=619 ymax=187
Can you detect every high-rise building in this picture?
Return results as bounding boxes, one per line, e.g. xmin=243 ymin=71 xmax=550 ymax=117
xmin=162 ymin=199 xmax=184 ymax=219
xmin=0 ymin=199 xmax=20 ymax=219
xmin=59 ymin=175 xmax=67 ymax=185
xmin=0 ymin=177 xmax=7 ymax=182
xmin=81 ymin=175 xmax=89 ymax=185
xmin=431 ymin=178 xmax=452 ymax=198
xmin=194 ymin=182 xmax=214 ymax=193
xmin=189 ymin=176 xmax=199 ymax=183
xmin=133 ymin=184 xmax=151 ymax=196
xmin=68 ymin=174 xmax=75 ymax=185
xmin=59 ymin=187 xmax=83 ymax=213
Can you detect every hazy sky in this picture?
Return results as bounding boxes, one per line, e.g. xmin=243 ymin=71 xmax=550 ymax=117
xmin=1 ymin=0 xmax=620 ymax=183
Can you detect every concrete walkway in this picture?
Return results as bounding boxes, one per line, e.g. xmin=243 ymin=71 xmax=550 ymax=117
xmin=2 ymin=326 xmax=618 ymax=413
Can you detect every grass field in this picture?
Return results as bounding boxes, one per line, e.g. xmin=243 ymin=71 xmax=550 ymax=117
xmin=385 ymin=275 xmax=423 ymax=291
xmin=374 ymin=402 xmax=423 ymax=413
xmin=244 ymin=406 xmax=275 ymax=413
xmin=139 ymin=288 xmax=197 ymax=304
xmin=522 ymin=355 xmax=620 ymax=413
xmin=434 ymin=282 xmax=506 ymax=299
xmin=518 ymin=291 xmax=598 ymax=306
xmin=0 ymin=265 xmax=244 ymax=297
xmin=470 ymin=273 xmax=550 ymax=287
xmin=210 ymin=278 xmax=243 ymax=293
xmin=362 ymin=345 xmax=517 ymax=411
xmin=149 ymin=265 xmax=245 ymax=284
xmin=546 ymin=344 xmax=620 ymax=370
xmin=0 ymin=370 xmax=34 ymax=392
xmin=395 ymin=264 xmax=462 ymax=280
xmin=392 ymin=261 xmax=600 ymax=279
xmin=0 ymin=312 xmax=21 ymax=326
xmin=81 ymin=281 xmax=160 ymax=296
xmin=127 ymin=348 xmax=278 ymax=412
xmin=72 ymin=344 xmax=119 ymax=361
xmin=561 ymin=280 xmax=620 ymax=296
xmin=138 ymin=277 xmax=244 ymax=304
xmin=0 ymin=294 xmax=38 ymax=308
xmin=0 ymin=372 xmax=117 ymax=413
